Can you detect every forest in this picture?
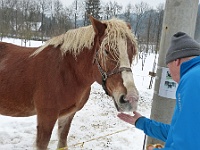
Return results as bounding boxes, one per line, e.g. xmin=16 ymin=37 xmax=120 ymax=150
xmin=1 ymin=0 xmax=200 ymax=55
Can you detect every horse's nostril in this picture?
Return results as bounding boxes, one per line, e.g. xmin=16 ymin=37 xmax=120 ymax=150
xmin=119 ymin=95 xmax=128 ymax=103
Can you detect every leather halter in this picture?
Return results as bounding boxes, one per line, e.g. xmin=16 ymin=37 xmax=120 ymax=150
xmin=95 ymin=52 xmax=132 ymax=95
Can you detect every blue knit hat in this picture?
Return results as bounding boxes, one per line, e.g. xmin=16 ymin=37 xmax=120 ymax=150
xmin=165 ymin=32 xmax=200 ymax=64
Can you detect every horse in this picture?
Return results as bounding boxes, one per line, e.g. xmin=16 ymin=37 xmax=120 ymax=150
xmin=0 ymin=16 xmax=139 ymax=150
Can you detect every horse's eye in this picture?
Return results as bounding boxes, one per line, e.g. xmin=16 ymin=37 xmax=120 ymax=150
xmin=105 ymin=50 xmax=109 ymax=55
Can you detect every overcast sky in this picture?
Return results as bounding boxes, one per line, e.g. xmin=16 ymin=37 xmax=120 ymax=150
xmin=60 ymin=0 xmax=166 ymax=9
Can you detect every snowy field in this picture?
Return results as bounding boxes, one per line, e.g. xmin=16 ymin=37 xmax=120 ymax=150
xmin=0 ymin=38 xmax=156 ymax=150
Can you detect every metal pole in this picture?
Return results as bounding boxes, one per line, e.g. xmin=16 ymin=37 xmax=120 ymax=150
xmin=147 ymin=0 xmax=199 ymax=146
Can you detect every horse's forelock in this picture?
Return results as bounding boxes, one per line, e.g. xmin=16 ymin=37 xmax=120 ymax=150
xmin=99 ymin=19 xmax=138 ymax=68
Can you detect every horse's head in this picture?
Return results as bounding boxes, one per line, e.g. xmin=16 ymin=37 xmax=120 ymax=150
xmin=89 ymin=16 xmax=139 ymax=112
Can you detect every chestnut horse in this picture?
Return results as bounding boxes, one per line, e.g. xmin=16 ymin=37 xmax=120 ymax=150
xmin=0 ymin=16 xmax=139 ymax=150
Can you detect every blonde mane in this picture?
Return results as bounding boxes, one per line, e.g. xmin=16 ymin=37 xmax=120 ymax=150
xmin=31 ymin=18 xmax=138 ymax=61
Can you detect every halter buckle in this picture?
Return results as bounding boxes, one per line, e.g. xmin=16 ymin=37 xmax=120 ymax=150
xmin=102 ymin=73 xmax=107 ymax=81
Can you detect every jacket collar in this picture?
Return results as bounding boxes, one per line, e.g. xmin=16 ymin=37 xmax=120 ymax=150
xmin=180 ymin=56 xmax=200 ymax=77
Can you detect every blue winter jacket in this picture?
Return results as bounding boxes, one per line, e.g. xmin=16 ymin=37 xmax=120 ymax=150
xmin=136 ymin=56 xmax=200 ymax=150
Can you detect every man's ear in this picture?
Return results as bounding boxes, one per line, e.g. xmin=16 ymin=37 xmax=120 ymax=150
xmin=175 ymin=59 xmax=181 ymax=66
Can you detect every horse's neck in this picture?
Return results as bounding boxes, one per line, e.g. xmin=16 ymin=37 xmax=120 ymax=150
xmin=62 ymin=49 xmax=96 ymax=85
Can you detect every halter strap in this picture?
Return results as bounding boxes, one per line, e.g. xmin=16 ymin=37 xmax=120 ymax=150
xmin=95 ymin=56 xmax=132 ymax=95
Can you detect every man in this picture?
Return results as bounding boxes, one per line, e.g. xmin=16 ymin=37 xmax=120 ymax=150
xmin=117 ymin=32 xmax=200 ymax=150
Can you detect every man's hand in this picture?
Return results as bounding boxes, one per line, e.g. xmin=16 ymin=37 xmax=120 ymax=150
xmin=117 ymin=111 xmax=142 ymax=125
xmin=146 ymin=145 xmax=155 ymax=150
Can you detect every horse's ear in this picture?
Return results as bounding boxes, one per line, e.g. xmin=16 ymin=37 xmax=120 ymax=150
xmin=89 ymin=15 xmax=107 ymax=37
xmin=127 ymin=23 xmax=131 ymax=29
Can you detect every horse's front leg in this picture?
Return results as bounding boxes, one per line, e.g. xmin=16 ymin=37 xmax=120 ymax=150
xmin=57 ymin=113 xmax=76 ymax=149
xmin=57 ymin=89 xmax=91 ymax=149
xmin=36 ymin=108 xmax=58 ymax=150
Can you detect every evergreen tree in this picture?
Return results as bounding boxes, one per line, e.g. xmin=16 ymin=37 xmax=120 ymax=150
xmin=84 ymin=0 xmax=101 ymax=25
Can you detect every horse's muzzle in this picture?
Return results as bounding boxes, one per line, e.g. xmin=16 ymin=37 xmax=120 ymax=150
xmin=119 ymin=95 xmax=127 ymax=103
xmin=114 ymin=93 xmax=139 ymax=112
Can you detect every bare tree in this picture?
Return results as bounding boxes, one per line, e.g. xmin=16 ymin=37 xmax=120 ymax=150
xmin=28 ymin=0 xmax=41 ymax=40
xmin=0 ymin=0 xmax=13 ymax=40
xmin=132 ymin=2 xmax=149 ymax=37
xmin=154 ymin=4 xmax=164 ymax=52
xmin=145 ymin=9 xmax=154 ymax=53
xmin=3 ymin=0 xmax=17 ymax=36
xmin=49 ymin=0 xmax=73 ymax=36
xmin=102 ymin=1 xmax=122 ymax=20
xmin=74 ymin=0 xmax=78 ymax=28
xmin=18 ymin=0 xmax=32 ymax=46
xmin=39 ymin=0 xmax=51 ymax=42
xmin=13 ymin=0 xmax=20 ymax=37
xmin=131 ymin=2 xmax=148 ymax=61
xmin=68 ymin=0 xmax=85 ymax=28
xmin=124 ymin=3 xmax=133 ymax=23
xmin=147 ymin=4 xmax=164 ymax=89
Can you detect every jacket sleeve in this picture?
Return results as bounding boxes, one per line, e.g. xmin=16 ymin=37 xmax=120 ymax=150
xmin=135 ymin=117 xmax=170 ymax=142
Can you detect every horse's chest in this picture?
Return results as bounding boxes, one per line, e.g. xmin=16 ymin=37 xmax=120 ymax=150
xmin=59 ymin=88 xmax=91 ymax=116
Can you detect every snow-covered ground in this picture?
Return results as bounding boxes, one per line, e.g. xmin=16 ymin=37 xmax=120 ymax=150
xmin=0 ymin=38 xmax=156 ymax=150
